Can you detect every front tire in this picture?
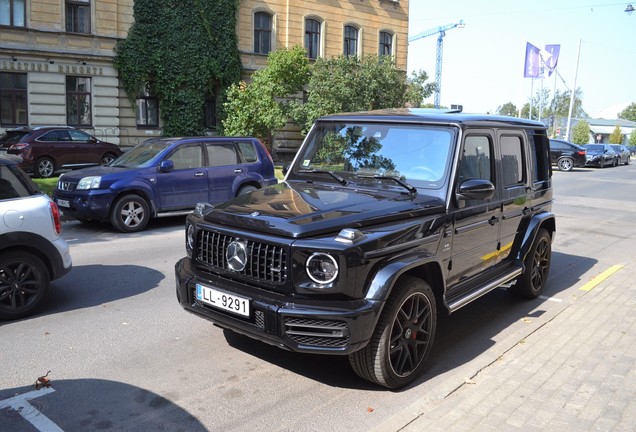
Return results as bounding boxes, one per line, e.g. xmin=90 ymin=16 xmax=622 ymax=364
xmin=510 ymin=228 xmax=551 ymax=299
xmin=110 ymin=194 xmax=150 ymax=233
xmin=101 ymin=153 xmax=117 ymax=166
xmin=35 ymin=157 xmax=55 ymax=178
xmin=349 ymin=276 xmax=437 ymax=389
xmin=557 ymin=157 xmax=573 ymax=172
xmin=237 ymin=185 xmax=258 ymax=196
xmin=0 ymin=251 xmax=50 ymax=320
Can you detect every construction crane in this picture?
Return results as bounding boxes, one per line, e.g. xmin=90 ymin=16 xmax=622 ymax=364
xmin=408 ymin=20 xmax=465 ymax=108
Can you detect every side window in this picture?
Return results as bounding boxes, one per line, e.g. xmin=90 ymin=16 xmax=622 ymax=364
xmin=0 ymin=165 xmax=29 ymax=199
xmin=66 ymin=76 xmax=92 ymax=126
xmin=41 ymin=130 xmax=72 ymax=142
xmin=379 ymin=31 xmax=393 ymax=56
xmin=0 ymin=72 xmax=28 ymax=126
xmin=500 ymin=135 xmax=525 ymax=187
xmin=136 ymin=83 xmax=159 ymax=128
xmin=68 ymin=129 xmax=91 ymax=141
xmin=237 ymin=142 xmax=258 ymax=163
xmin=207 ymin=144 xmax=238 ymax=167
xmin=305 ymin=18 xmax=321 ymax=59
xmin=529 ymin=133 xmax=551 ymax=183
xmin=460 ymin=135 xmax=492 ymax=182
xmin=203 ymin=92 xmax=216 ymax=130
xmin=65 ymin=0 xmax=91 ymax=34
xmin=344 ymin=25 xmax=358 ymax=57
xmin=254 ymin=12 xmax=272 ymax=55
xmin=170 ymin=145 xmax=203 ymax=170
xmin=0 ymin=0 xmax=26 ymax=27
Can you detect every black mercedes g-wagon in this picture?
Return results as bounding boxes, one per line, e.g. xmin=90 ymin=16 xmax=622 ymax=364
xmin=176 ymin=109 xmax=555 ymax=389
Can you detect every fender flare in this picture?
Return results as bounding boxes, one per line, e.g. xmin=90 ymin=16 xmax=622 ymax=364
xmin=515 ymin=211 xmax=556 ymax=262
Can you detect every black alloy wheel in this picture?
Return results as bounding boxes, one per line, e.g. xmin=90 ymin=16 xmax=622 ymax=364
xmin=0 ymin=251 xmax=50 ymax=320
xmin=349 ymin=276 xmax=437 ymax=389
xmin=510 ymin=228 xmax=552 ymax=299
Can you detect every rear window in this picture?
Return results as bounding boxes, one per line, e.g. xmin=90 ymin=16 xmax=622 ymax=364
xmin=0 ymin=131 xmax=29 ymax=147
xmin=0 ymin=164 xmax=39 ymax=200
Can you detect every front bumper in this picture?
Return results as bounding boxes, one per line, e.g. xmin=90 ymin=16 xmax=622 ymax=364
xmin=175 ymin=257 xmax=383 ymax=354
xmin=53 ymin=190 xmax=113 ymax=221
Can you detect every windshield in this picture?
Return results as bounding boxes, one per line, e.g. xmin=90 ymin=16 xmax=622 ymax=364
xmin=586 ymin=144 xmax=603 ymax=152
xmin=110 ymin=140 xmax=172 ymax=168
xmin=291 ymin=121 xmax=455 ymax=189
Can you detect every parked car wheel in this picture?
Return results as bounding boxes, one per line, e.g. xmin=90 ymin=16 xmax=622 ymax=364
xmin=110 ymin=194 xmax=150 ymax=233
xmin=35 ymin=157 xmax=55 ymax=178
xmin=557 ymin=157 xmax=574 ymax=172
xmin=348 ymin=276 xmax=436 ymax=389
xmin=510 ymin=228 xmax=551 ymax=299
xmin=101 ymin=152 xmax=118 ymax=166
xmin=0 ymin=251 xmax=50 ymax=320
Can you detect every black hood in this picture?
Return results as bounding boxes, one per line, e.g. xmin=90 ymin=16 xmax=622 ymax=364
xmin=202 ymin=181 xmax=445 ymax=238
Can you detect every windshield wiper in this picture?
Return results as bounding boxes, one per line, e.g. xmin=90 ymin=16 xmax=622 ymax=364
xmin=297 ymin=169 xmax=347 ymax=186
xmin=356 ymin=175 xmax=418 ymax=195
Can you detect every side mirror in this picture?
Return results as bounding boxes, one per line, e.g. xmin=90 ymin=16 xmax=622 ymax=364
xmin=160 ymin=160 xmax=174 ymax=172
xmin=458 ymin=178 xmax=495 ymax=200
xmin=282 ymin=163 xmax=291 ymax=175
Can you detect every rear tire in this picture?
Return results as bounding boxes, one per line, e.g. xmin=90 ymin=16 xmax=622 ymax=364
xmin=510 ymin=228 xmax=551 ymax=299
xmin=237 ymin=185 xmax=258 ymax=196
xmin=0 ymin=251 xmax=50 ymax=320
xmin=557 ymin=157 xmax=573 ymax=172
xmin=101 ymin=153 xmax=117 ymax=165
xmin=349 ymin=276 xmax=436 ymax=389
xmin=35 ymin=157 xmax=55 ymax=178
xmin=110 ymin=194 xmax=150 ymax=233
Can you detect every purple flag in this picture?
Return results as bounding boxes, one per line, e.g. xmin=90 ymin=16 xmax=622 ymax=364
xmin=544 ymin=44 xmax=560 ymax=76
xmin=524 ymin=42 xmax=541 ymax=78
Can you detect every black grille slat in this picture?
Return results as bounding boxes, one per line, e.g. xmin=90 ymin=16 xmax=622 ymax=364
xmin=284 ymin=318 xmax=349 ymax=348
xmin=196 ymin=230 xmax=287 ymax=284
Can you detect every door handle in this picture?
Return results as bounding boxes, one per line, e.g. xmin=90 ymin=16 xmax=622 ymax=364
xmin=234 ymin=169 xmax=243 ymax=173
xmin=194 ymin=172 xmax=204 ymax=177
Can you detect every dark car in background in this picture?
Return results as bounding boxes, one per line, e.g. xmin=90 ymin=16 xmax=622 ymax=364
xmin=584 ymin=144 xmax=618 ymax=168
xmin=0 ymin=126 xmax=122 ymax=178
xmin=549 ymin=139 xmax=586 ymax=171
xmin=53 ymin=136 xmax=277 ymax=232
xmin=610 ymin=144 xmax=631 ymax=165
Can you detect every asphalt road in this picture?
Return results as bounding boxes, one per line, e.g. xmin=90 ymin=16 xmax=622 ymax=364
xmin=1 ymin=163 xmax=635 ymax=432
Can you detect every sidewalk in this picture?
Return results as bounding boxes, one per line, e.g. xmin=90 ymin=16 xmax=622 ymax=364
xmin=375 ymin=262 xmax=636 ymax=431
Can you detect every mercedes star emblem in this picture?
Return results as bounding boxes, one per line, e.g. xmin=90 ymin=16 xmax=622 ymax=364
xmin=226 ymin=240 xmax=248 ymax=272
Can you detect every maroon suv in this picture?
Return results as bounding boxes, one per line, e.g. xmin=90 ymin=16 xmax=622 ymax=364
xmin=0 ymin=126 xmax=122 ymax=178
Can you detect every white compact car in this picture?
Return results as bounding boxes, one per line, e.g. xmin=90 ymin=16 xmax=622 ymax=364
xmin=0 ymin=155 xmax=72 ymax=320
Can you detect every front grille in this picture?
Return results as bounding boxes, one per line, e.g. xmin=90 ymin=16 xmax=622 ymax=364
xmin=284 ymin=318 xmax=349 ymax=348
xmin=57 ymin=181 xmax=76 ymax=191
xmin=196 ymin=230 xmax=287 ymax=283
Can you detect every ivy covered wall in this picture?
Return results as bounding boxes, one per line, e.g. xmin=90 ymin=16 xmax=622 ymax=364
xmin=114 ymin=0 xmax=242 ymax=136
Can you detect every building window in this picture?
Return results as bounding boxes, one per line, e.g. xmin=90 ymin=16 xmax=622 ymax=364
xmin=379 ymin=31 xmax=393 ymax=56
xmin=203 ymin=92 xmax=217 ymax=130
xmin=0 ymin=72 xmax=27 ymax=126
xmin=0 ymin=0 xmax=25 ymax=27
xmin=66 ymin=76 xmax=92 ymax=126
xmin=136 ymin=83 xmax=159 ymax=127
xmin=65 ymin=0 xmax=91 ymax=34
xmin=305 ymin=18 xmax=321 ymax=60
xmin=254 ymin=12 xmax=272 ymax=55
xmin=344 ymin=26 xmax=358 ymax=57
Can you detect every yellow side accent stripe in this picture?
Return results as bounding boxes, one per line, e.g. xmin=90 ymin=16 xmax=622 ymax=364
xmin=579 ymin=264 xmax=624 ymax=291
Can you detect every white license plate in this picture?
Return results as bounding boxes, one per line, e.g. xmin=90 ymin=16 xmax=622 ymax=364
xmin=57 ymin=199 xmax=70 ymax=208
xmin=195 ymin=284 xmax=250 ymax=317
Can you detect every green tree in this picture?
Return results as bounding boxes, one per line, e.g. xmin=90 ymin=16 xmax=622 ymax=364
xmin=630 ymin=132 xmax=636 ymax=146
xmin=293 ymin=55 xmax=414 ymax=134
xmin=405 ymin=70 xmax=436 ymax=108
xmin=222 ymin=46 xmax=310 ymax=152
xmin=497 ymin=102 xmax=518 ymax=117
xmin=618 ymin=103 xmax=636 ymax=121
xmin=571 ymin=120 xmax=590 ymax=145
xmin=549 ymin=88 xmax=587 ymax=118
xmin=609 ymin=125 xmax=623 ymax=144
xmin=114 ymin=0 xmax=242 ymax=136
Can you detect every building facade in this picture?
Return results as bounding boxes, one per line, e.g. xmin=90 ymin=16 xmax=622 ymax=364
xmin=1 ymin=0 xmax=409 ymax=154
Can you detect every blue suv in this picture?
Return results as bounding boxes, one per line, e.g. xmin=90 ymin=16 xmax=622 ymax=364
xmin=53 ymin=137 xmax=277 ymax=232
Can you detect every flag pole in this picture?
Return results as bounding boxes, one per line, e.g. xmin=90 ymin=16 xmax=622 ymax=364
xmin=565 ymin=38 xmax=582 ymax=141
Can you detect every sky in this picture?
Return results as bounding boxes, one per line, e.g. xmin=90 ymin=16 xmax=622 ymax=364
xmin=406 ymin=0 xmax=636 ymax=119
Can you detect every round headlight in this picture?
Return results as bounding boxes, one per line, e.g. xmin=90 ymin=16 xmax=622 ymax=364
xmin=306 ymin=253 xmax=338 ymax=284
xmin=186 ymin=223 xmax=195 ymax=250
